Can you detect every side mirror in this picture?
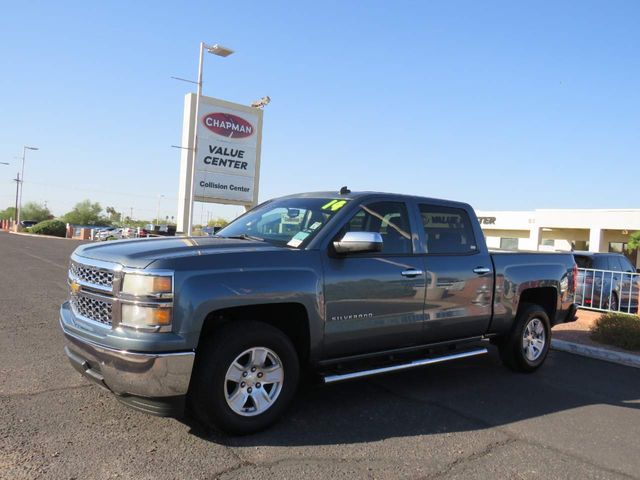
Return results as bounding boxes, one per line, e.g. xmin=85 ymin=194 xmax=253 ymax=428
xmin=333 ymin=231 xmax=383 ymax=254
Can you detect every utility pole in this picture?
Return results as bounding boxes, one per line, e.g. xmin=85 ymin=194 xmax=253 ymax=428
xmin=13 ymin=173 xmax=20 ymax=227
xmin=17 ymin=145 xmax=38 ymax=226
xmin=130 ymin=207 xmax=133 ymax=220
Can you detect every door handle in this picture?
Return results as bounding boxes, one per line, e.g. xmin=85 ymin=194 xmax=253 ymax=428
xmin=473 ymin=267 xmax=491 ymax=275
xmin=401 ymin=269 xmax=424 ymax=278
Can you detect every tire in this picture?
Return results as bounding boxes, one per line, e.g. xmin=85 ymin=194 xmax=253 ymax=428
xmin=498 ymin=303 xmax=551 ymax=373
xmin=189 ymin=321 xmax=300 ymax=435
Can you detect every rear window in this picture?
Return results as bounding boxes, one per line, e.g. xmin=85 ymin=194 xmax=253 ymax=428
xmin=573 ymin=255 xmax=592 ymax=268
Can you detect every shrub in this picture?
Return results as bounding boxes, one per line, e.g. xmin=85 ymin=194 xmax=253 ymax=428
xmin=29 ymin=219 xmax=67 ymax=238
xmin=590 ymin=312 xmax=640 ymax=352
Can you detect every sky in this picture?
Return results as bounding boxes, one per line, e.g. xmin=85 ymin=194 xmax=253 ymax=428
xmin=1 ymin=1 xmax=639 ymax=222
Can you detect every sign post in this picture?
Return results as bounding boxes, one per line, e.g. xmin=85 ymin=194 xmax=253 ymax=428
xmin=176 ymin=93 xmax=263 ymax=234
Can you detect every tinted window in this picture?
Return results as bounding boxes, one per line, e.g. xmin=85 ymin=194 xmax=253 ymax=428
xmin=592 ymin=257 xmax=609 ymax=270
xmin=620 ymin=256 xmax=636 ymax=273
xmin=341 ymin=201 xmax=412 ymax=254
xmin=420 ymin=205 xmax=477 ymax=254
xmin=608 ymin=256 xmax=623 ymax=272
xmin=573 ymin=255 xmax=593 ymax=268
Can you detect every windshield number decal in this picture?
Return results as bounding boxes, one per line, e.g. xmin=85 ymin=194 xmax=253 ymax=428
xmin=321 ymin=199 xmax=347 ymax=211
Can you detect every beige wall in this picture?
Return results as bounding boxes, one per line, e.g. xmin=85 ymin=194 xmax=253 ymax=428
xmin=477 ymin=209 xmax=640 ymax=268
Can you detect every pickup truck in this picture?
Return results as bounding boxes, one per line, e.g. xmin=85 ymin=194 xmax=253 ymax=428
xmin=60 ymin=190 xmax=578 ymax=434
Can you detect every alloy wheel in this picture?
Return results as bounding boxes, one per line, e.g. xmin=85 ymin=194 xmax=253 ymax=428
xmin=522 ymin=317 xmax=546 ymax=362
xmin=224 ymin=347 xmax=284 ymax=417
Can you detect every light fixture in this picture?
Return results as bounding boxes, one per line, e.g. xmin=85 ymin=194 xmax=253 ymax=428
xmin=207 ymin=44 xmax=234 ymax=57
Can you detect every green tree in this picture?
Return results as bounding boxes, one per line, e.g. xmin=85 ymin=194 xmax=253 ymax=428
xmin=627 ymin=231 xmax=640 ymax=254
xmin=207 ymin=217 xmax=230 ymax=228
xmin=21 ymin=202 xmax=52 ymax=223
xmin=62 ymin=200 xmax=110 ymax=226
xmin=106 ymin=206 xmax=121 ymax=223
xmin=0 ymin=206 xmax=16 ymax=220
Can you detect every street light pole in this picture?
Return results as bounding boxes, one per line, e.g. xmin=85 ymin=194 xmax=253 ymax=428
xmin=185 ymin=42 xmax=205 ymax=237
xmin=185 ymin=43 xmax=234 ymax=237
xmin=17 ymin=145 xmax=38 ymax=226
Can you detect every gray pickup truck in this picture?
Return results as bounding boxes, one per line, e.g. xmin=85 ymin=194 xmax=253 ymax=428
xmin=60 ymin=190 xmax=578 ymax=434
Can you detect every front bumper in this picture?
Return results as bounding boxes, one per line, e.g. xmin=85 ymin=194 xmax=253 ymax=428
xmin=60 ymin=311 xmax=195 ymax=407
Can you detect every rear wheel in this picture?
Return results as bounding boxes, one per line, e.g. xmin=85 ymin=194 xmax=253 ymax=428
xmin=498 ymin=303 xmax=551 ymax=373
xmin=189 ymin=321 xmax=300 ymax=434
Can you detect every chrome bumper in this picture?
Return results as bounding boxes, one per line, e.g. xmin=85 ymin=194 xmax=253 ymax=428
xmin=61 ymin=319 xmax=195 ymax=399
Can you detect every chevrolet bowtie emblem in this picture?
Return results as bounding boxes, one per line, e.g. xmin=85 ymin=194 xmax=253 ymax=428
xmin=70 ymin=281 xmax=81 ymax=294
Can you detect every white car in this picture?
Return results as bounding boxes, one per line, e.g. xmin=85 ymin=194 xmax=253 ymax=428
xmin=95 ymin=228 xmax=122 ymax=241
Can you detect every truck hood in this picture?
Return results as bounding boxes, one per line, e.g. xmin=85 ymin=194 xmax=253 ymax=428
xmin=73 ymin=236 xmax=283 ymax=269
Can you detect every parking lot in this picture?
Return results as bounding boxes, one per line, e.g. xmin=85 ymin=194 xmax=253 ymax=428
xmin=1 ymin=230 xmax=639 ymax=480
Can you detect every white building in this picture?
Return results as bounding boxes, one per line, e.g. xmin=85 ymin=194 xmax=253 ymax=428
xmin=476 ymin=208 xmax=640 ymax=269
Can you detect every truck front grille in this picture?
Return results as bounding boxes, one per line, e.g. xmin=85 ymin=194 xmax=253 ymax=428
xmin=69 ymin=261 xmax=114 ymax=290
xmin=70 ymin=294 xmax=113 ymax=325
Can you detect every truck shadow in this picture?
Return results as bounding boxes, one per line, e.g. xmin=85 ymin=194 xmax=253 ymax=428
xmin=183 ymin=348 xmax=640 ymax=447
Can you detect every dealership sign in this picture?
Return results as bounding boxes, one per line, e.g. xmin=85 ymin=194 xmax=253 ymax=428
xmin=194 ymin=98 xmax=262 ymax=204
xmin=202 ymin=112 xmax=254 ymax=138
xmin=176 ymin=94 xmax=264 ymax=233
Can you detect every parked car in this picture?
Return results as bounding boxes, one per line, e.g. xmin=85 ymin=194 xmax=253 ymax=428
xmin=61 ymin=190 xmax=577 ymax=434
xmin=95 ymin=227 xmax=122 ymax=241
xmin=19 ymin=220 xmax=38 ymax=229
xmin=573 ymin=252 xmax=639 ymax=312
xmin=120 ymin=227 xmax=136 ymax=238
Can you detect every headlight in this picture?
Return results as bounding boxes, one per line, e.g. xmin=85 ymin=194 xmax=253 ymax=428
xmin=119 ymin=272 xmax=173 ymax=331
xmin=122 ymin=273 xmax=172 ymax=297
xmin=121 ymin=304 xmax=172 ymax=330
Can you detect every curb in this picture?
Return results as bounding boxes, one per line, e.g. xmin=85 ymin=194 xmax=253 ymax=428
xmin=551 ymin=339 xmax=640 ymax=369
xmin=7 ymin=231 xmax=81 ymax=240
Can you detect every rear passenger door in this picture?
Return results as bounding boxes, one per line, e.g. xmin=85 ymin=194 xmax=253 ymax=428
xmin=417 ymin=204 xmax=493 ymax=342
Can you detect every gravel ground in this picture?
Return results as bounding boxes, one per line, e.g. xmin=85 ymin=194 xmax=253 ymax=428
xmin=1 ymin=230 xmax=640 ymax=480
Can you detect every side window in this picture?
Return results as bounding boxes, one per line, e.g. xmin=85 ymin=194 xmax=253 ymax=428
xmin=574 ymin=256 xmax=592 ymax=268
xmin=593 ymin=257 xmax=608 ymax=270
xmin=608 ymin=256 xmax=622 ymax=272
xmin=341 ymin=201 xmax=412 ymax=254
xmin=420 ymin=204 xmax=477 ymax=254
xmin=621 ymin=257 xmax=636 ymax=273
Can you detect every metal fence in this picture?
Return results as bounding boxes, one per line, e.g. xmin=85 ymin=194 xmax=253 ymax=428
xmin=576 ymin=267 xmax=640 ymax=314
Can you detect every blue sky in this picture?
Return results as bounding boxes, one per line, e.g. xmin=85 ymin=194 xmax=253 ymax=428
xmin=1 ymin=1 xmax=638 ymax=221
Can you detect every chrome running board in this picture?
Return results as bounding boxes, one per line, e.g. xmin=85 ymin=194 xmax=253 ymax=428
xmin=322 ymin=348 xmax=488 ymax=384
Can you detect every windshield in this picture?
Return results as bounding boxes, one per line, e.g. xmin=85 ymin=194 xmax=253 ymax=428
xmin=217 ymin=197 xmax=350 ymax=248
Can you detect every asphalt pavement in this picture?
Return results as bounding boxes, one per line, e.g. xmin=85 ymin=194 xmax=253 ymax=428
xmin=1 ymin=230 xmax=639 ymax=479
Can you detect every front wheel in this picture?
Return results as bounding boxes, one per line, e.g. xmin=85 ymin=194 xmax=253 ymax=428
xmin=498 ymin=303 xmax=551 ymax=373
xmin=189 ymin=321 xmax=300 ymax=434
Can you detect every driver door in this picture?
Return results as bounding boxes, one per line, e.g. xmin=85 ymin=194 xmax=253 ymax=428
xmin=321 ymin=200 xmax=427 ymax=358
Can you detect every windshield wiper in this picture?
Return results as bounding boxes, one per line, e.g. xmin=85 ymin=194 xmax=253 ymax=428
xmin=220 ymin=234 xmax=265 ymax=242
